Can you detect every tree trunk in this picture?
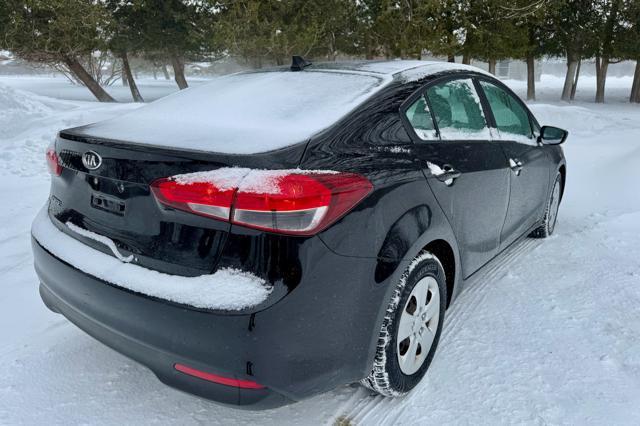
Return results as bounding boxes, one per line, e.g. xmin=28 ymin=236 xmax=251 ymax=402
xmin=328 ymin=33 xmax=337 ymax=61
xmin=629 ymin=59 xmax=640 ymax=103
xmin=561 ymin=55 xmax=579 ymax=101
xmin=121 ymin=51 xmax=144 ymax=103
xmin=526 ymin=54 xmax=535 ymax=101
xmin=162 ymin=64 xmax=170 ymax=80
xmin=447 ymin=55 xmax=455 ymax=63
xmin=63 ymin=56 xmax=115 ymax=102
xmin=122 ymin=65 xmax=128 ymax=86
xmin=570 ymin=58 xmax=581 ymax=101
xmin=170 ymin=54 xmax=188 ymax=90
xmin=596 ymin=0 xmax=621 ymax=104
xmin=595 ymin=55 xmax=609 ymax=103
xmin=630 ymin=60 xmax=640 ymax=103
xmin=462 ymin=53 xmax=471 ymax=65
xmin=488 ymin=59 xmax=496 ymax=75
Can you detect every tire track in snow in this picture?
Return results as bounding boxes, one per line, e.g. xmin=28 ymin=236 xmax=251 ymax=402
xmin=339 ymin=236 xmax=543 ymax=425
xmin=442 ymin=237 xmax=540 ymax=338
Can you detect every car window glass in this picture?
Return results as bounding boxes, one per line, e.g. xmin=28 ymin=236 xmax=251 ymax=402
xmin=480 ymin=81 xmax=534 ymax=144
xmin=405 ymin=95 xmax=437 ymax=140
xmin=426 ymin=78 xmax=491 ymax=140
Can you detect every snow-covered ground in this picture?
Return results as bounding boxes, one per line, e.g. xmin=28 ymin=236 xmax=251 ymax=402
xmin=0 ymin=75 xmax=212 ymax=102
xmin=1 ymin=74 xmax=640 ymax=425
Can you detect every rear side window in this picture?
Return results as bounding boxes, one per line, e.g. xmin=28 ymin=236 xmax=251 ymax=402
xmin=405 ymin=96 xmax=437 ymax=140
xmin=480 ymin=81 xmax=533 ymax=142
xmin=426 ymin=78 xmax=490 ymax=140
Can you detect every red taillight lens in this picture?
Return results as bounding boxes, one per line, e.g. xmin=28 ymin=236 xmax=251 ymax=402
xmin=150 ymin=171 xmax=373 ymax=235
xmin=174 ymin=363 xmax=265 ymax=389
xmin=150 ymin=179 xmax=235 ymax=221
xmin=46 ymin=146 xmax=62 ymax=176
xmin=233 ymin=173 xmax=372 ymax=235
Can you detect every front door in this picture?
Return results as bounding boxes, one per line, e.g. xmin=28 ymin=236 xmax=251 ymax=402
xmin=477 ymin=80 xmax=551 ymax=247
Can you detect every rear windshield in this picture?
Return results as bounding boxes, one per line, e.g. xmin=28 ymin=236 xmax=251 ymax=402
xmin=79 ymin=71 xmax=389 ymax=154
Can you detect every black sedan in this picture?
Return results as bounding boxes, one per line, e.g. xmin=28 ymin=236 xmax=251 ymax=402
xmin=32 ymin=60 xmax=567 ymax=408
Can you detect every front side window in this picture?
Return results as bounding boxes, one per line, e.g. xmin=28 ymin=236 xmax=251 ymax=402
xmin=426 ymin=78 xmax=490 ymax=140
xmin=480 ymin=80 xmax=533 ymax=143
xmin=405 ymin=96 xmax=437 ymax=140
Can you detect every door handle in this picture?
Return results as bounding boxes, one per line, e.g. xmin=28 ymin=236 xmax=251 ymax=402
xmin=509 ymin=158 xmax=524 ymax=176
xmin=427 ymin=162 xmax=461 ymax=186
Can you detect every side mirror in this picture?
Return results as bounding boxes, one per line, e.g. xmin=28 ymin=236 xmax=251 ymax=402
xmin=538 ymin=126 xmax=568 ymax=145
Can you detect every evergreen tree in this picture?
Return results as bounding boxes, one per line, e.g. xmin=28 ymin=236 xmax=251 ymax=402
xmin=2 ymin=0 xmax=116 ymax=102
xmin=507 ymin=0 xmax=552 ymax=100
xmin=422 ymin=0 xmax=466 ymax=62
xmin=622 ymin=0 xmax=640 ymax=102
xmin=546 ymin=1 xmax=599 ymax=101
xmin=136 ymin=0 xmax=215 ymax=89
xmin=371 ymin=0 xmax=428 ymax=59
xmin=106 ymin=0 xmax=145 ymax=102
xmin=459 ymin=0 xmax=528 ymax=73
xmin=217 ymin=0 xmax=357 ymax=67
xmin=593 ymin=0 xmax=624 ymax=103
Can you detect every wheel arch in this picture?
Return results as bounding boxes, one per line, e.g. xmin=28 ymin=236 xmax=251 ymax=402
xmin=422 ymin=239 xmax=456 ymax=308
xmin=558 ymin=163 xmax=566 ymax=201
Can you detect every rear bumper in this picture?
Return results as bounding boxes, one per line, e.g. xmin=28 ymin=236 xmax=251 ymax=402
xmin=32 ymin=232 xmax=386 ymax=408
xmin=34 ymin=238 xmax=288 ymax=408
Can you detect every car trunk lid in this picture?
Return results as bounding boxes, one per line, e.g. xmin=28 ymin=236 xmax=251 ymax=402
xmin=49 ymin=133 xmax=306 ymax=277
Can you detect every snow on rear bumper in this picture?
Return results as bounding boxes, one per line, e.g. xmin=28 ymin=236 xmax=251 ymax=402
xmin=32 ymin=238 xmax=290 ymax=408
xmin=31 ymin=206 xmax=271 ymax=311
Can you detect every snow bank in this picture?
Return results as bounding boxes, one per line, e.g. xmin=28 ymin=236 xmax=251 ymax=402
xmin=0 ymin=82 xmax=52 ymax=138
xmin=0 ymin=81 xmax=139 ymax=178
xmin=31 ymin=207 xmax=271 ymax=310
xmin=74 ymin=71 xmax=391 ymax=154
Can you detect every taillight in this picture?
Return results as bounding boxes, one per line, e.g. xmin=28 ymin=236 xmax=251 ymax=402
xmin=150 ymin=179 xmax=235 ymax=221
xmin=150 ymin=170 xmax=372 ymax=236
xmin=46 ymin=146 xmax=62 ymax=176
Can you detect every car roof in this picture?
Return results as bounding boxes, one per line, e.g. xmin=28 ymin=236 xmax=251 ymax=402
xmin=309 ymin=60 xmax=493 ymax=81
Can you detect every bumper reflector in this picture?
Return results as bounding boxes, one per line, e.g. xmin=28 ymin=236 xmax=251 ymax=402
xmin=174 ymin=363 xmax=265 ymax=389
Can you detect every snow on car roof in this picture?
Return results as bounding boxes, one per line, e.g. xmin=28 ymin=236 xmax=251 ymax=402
xmin=73 ymin=70 xmax=392 ymax=155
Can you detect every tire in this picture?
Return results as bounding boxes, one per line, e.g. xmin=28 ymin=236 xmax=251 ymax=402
xmin=530 ymin=172 xmax=562 ymax=238
xmin=361 ymin=251 xmax=447 ymax=397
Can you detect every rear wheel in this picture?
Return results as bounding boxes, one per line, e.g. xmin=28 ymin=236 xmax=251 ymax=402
xmin=361 ymin=251 xmax=446 ymax=397
xmin=530 ymin=172 xmax=562 ymax=238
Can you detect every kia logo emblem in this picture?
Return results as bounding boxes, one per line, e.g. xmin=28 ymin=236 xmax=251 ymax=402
xmin=82 ymin=151 xmax=102 ymax=170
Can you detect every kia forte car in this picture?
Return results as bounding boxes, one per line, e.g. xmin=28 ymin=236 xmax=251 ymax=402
xmin=32 ymin=60 xmax=567 ymax=408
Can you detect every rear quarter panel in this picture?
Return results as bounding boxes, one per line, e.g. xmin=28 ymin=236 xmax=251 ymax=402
xmin=302 ymin=83 xmax=463 ymax=291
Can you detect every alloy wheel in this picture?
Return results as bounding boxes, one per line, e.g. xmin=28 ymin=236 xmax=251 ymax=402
xmin=396 ymin=276 xmax=441 ymax=375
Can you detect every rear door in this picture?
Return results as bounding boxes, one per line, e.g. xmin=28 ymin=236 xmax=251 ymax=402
xmin=477 ymin=80 xmax=551 ymax=247
xmin=404 ymin=76 xmax=510 ymax=278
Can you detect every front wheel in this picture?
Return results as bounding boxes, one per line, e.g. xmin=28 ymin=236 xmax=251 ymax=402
xmin=361 ymin=251 xmax=446 ymax=397
xmin=530 ymin=172 xmax=562 ymax=238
